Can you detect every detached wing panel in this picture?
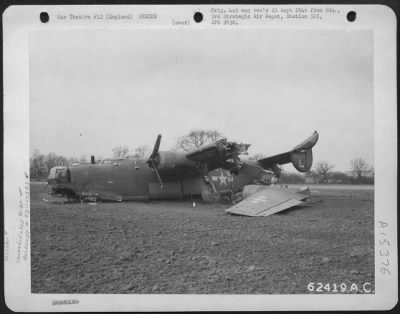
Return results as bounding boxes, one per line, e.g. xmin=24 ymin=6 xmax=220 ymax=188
xmin=226 ymin=186 xmax=307 ymax=217
xmin=257 ymin=199 xmax=303 ymax=216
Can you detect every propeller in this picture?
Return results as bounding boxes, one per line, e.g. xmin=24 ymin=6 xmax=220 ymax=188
xmin=147 ymin=134 xmax=163 ymax=188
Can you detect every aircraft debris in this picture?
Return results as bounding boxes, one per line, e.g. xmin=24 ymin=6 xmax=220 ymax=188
xmin=46 ymin=131 xmax=319 ymax=217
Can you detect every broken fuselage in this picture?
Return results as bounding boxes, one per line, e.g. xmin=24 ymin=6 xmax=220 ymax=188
xmin=48 ymin=158 xmax=273 ymax=202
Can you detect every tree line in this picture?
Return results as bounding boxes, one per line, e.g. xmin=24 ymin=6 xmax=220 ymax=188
xmin=30 ymin=129 xmax=224 ymax=180
xmin=29 ymin=145 xmax=153 ymax=180
xmin=304 ymin=158 xmax=374 ymax=184
xmin=30 ymin=129 xmax=374 ymax=184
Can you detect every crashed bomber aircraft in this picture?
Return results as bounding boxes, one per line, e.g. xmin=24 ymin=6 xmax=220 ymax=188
xmin=48 ymin=131 xmax=319 ymax=217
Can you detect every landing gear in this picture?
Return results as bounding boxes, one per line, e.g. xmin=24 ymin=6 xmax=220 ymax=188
xmin=50 ymin=186 xmax=78 ymax=201
xmin=199 ymin=163 xmax=221 ymax=203
xmin=201 ymin=177 xmax=221 ymax=203
xmin=229 ymin=155 xmax=242 ymax=175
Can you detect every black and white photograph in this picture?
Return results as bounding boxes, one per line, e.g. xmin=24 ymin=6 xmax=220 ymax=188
xmin=3 ymin=4 xmax=397 ymax=311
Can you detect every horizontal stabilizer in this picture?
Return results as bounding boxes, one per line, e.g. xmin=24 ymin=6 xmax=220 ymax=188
xmin=257 ymin=131 xmax=318 ymax=172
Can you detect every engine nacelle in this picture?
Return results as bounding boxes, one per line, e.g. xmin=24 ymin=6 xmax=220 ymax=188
xmin=156 ymin=151 xmax=197 ymax=172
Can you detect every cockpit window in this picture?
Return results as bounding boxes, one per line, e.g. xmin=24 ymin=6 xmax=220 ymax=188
xmin=48 ymin=167 xmax=67 ymax=180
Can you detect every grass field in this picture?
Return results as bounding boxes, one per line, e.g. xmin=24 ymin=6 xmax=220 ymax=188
xmin=30 ymin=182 xmax=374 ymax=294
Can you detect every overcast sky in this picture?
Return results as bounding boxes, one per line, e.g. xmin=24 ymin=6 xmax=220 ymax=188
xmin=30 ymin=28 xmax=373 ymax=171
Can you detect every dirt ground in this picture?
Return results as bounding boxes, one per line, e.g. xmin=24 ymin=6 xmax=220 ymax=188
xmin=31 ymin=183 xmax=374 ymax=294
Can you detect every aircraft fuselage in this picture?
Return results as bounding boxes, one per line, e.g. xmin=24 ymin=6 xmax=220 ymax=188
xmin=49 ymin=159 xmax=273 ymax=201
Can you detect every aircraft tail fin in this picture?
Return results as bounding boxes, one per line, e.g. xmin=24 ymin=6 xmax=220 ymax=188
xmin=292 ymin=130 xmax=319 ymax=151
xmin=290 ymin=148 xmax=313 ymax=172
xmin=290 ymin=131 xmax=318 ymax=172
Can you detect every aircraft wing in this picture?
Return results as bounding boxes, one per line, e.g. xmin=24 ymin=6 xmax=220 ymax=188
xmin=186 ymin=139 xmax=250 ymax=171
xmin=226 ymin=186 xmax=309 ymax=217
xmin=257 ymin=131 xmax=319 ymax=172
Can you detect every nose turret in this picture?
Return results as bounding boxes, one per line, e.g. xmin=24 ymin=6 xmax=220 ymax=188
xmin=47 ymin=166 xmax=70 ymax=185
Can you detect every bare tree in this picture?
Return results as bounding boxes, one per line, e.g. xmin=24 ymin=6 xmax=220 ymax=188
xmin=30 ymin=149 xmax=47 ymax=178
xmin=95 ymin=155 xmax=104 ymax=163
xmin=369 ymin=166 xmax=375 ymax=177
xmin=305 ymin=170 xmax=321 ymax=184
xmin=68 ymin=157 xmax=79 ymax=166
xmin=350 ymin=158 xmax=370 ymax=181
xmin=112 ymin=145 xmax=129 ymax=158
xmin=279 ymin=171 xmax=306 ymax=184
xmin=177 ymin=129 xmax=223 ymax=152
xmin=205 ymin=130 xmax=222 ymax=143
xmin=30 ymin=150 xmax=38 ymax=177
xmin=133 ymin=145 xmax=150 ymax=160
xmin=315 ymin=161 xmax=335 ymax=183
xmin=54 ymin=155 xmax=68 ymax=166
xmin=79 ymin=154 xmax=88 ymax=163
xmin=42 ymin=152 xmax=68 ymax=171
xmin=44 ymin=152 xmax=58 ymax=170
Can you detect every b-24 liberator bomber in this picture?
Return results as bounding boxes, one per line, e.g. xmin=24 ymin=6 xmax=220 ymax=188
xmin=47 ymin=131 xmax=319 ymax=217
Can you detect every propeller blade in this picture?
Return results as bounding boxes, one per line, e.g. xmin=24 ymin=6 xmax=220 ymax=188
xmin=151 ymin=134 xmax=162 ymax=157
xmin=151 ymin=159 xmax=163 ymax=188
xmin=147 ymin=134 xmax=163 ymax=188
